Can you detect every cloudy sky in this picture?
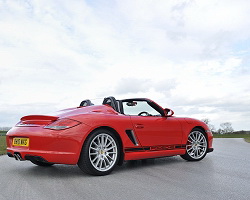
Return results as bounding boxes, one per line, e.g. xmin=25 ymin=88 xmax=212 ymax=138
xmin=0 ymin=0 xmax=250 ymax=131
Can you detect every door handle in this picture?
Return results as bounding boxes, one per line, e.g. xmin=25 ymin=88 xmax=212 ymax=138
xmin=135 ymin=124 xmax=144 ymax=129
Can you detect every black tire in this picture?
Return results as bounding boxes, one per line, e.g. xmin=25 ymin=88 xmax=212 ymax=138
xmin=30 ymin=160 xmax=54 ymax=167
xmin=181 ymin=128 xmax=208 ymax=161
xmin=78 ymin=128 xmax=120 ymax=176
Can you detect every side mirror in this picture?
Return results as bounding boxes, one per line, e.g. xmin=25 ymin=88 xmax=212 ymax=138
xmin=164 ymin=108 xmax=174 ymax=117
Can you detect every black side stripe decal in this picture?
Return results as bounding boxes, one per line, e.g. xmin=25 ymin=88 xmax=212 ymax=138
xmin=125 ymin=145 xmax=186 ymax=153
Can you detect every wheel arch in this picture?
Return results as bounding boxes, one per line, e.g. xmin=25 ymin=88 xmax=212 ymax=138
xmin=191 ymin=126 xmax=207 ymax=139
xmin=191 ymin=126 xmax=205 ymax=133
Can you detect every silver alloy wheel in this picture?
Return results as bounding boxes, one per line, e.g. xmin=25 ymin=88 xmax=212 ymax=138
xmin=186 ymin=131 xmax=207 ymax=159
xmin=89 ymin=133 xmax=118 ymax=172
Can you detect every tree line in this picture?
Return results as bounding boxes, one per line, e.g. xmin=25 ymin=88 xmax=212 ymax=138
xmin=0 ymin=127 xmax=11 ymax=131
xmin=201 ymin=119 xmax=250 ymax=134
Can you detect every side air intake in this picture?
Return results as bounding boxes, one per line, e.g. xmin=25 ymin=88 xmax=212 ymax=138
xmin=125 ymin=130 xmax=139 ymax=146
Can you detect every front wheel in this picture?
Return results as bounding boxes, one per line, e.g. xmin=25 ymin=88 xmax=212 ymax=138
xmin=78 ymin=129 xmax=120 ymax=176
xmin=181 ymin=128 xmax=208 ymax=161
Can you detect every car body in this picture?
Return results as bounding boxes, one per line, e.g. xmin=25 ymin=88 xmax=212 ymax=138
xmin=6 ymin=96 xmax=213 ymax=175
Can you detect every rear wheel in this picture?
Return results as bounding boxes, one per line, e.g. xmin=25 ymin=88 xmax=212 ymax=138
xmin=78 ymin=129 xmax=120 ymax=176
xmin=181 ymin=128 xmax=208 ymax=161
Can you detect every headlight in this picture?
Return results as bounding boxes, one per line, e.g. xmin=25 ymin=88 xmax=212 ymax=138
xmin=44 ymin=118 xmax=81 ymax=130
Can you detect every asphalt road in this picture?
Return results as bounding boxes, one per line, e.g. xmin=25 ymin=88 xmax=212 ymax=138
xmin=0 ymin=138 xmax=250 ymax=200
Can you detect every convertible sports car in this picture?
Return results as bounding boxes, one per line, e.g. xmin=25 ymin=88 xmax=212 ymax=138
xmin=6 ymin=96 xmax=213 ymax=175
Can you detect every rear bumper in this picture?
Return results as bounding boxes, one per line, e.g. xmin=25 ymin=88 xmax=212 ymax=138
xmin=7 ymin=152 xmax=51 ymax=164
xmin=7 ymin=152 xmax=14 ymax=157
xmin=6 ymin=148 xmax=79 ymax=164
xmin=6 ymin=124 xmax=92 ymax=165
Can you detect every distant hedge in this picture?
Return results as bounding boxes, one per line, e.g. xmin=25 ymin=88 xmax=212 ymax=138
xmin=0 ymin=131 xmax=7 ymax=136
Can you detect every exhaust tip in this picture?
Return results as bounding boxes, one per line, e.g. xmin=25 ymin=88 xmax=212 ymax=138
xmin=13 ymin=153 xmax=23 ymax=161
xmin=13 ymin=154 xmax=18 ymax=160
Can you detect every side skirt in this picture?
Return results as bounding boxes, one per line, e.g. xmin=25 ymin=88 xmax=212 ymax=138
xmin=124 ymin=149 xmax=186 ymax=161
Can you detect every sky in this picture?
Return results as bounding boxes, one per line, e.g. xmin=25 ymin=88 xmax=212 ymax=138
xmin=0 ymin=0 xmax=250 ymax=131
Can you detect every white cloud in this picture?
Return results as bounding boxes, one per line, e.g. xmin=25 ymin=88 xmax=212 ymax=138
xmin=0 ymin=0 xmax=250 ymax=131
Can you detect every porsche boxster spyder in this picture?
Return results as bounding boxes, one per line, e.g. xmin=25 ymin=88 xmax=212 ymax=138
xmin=6 ymin=96 xmax=213 ymax=175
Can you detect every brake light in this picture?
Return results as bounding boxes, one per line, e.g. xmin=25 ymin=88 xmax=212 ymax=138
xmin=44 ymin=118 xmax=81 ymax=130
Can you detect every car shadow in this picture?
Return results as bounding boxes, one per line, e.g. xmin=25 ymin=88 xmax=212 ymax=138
xmin=13 ymin=156 xmax=184 ymax=177
xmin=115 ymin=156 xmax=184 ymax=173
xmin=15 ymin=163 xmax=86 ymax=178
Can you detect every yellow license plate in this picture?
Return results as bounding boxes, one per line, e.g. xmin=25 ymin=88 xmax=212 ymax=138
xmin=13 ymin=138 xmax=29 ymax=147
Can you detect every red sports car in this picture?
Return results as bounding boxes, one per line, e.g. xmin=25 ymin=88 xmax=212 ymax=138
xmin=6 ymin=96 xmax=213 ymax=175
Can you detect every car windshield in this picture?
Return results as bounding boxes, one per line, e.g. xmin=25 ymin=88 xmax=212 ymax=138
xmin=122 ymin=101 xmax=161 ymax=116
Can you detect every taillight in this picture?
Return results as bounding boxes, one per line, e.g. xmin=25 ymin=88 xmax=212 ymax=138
xmin=44 ymin=118 xmax=81 ymax=130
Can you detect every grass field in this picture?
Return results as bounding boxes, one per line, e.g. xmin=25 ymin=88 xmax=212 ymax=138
xmin=0 ymin=131 xmax=7 ymax=155
xmin=0 ymin=136 xmax=7 ymax=155
xmin=213 ymin=134 xmax=250 ymax=143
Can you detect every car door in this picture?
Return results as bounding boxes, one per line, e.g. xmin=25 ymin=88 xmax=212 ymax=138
xmin=122 ymin=99 xmax=183 ymax=147
xmin=130 ymin=115 xmax=183 ymax=147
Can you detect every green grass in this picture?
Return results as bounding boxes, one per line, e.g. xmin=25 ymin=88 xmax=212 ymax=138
xmin=244 ymin=138 xmax=250 ymax=143
xmin=0 ymin=136 xmax=7 ymax=155
xmin=213 ymin=134 xmax=250 ymax=143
